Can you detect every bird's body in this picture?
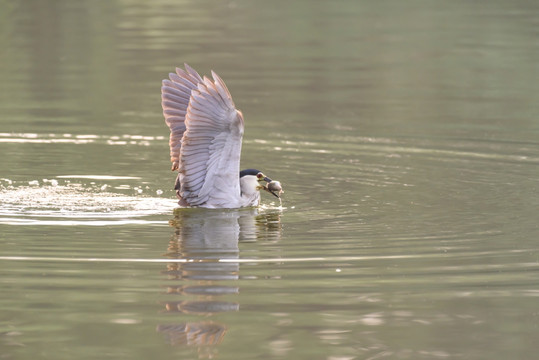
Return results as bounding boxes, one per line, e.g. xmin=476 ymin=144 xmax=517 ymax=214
xmin=161 ymin=64 xmax=282 ymax=208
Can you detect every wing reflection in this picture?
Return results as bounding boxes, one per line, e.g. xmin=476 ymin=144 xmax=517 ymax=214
xmin=157 ymin=207 xmax=282 ymax=352
xmin=156 ymin=322 xmax=226 ymax=347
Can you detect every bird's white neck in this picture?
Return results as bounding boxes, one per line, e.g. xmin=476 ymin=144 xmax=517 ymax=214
xmin=240 ymin=175 xmax=261 ymax=207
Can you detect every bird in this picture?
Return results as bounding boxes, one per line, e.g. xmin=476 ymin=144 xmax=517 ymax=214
xmin=161 ymin=64 xmax=282 ymax=208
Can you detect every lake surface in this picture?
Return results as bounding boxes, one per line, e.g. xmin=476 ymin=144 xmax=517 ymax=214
xmin=1 ymin=1 xmax=538 ymax=359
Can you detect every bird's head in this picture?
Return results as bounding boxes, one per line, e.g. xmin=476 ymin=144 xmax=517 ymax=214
xmin=240 ymin=169 xmax=283 ymax=198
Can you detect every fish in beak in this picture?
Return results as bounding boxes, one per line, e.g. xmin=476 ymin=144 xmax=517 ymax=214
xmin=266 ymin=180 xmax=283 ymax=198
xmin=263 ymin=179 xmax=283 ymax=198
xmin=256 ymin=173 xmax=284 ymax=198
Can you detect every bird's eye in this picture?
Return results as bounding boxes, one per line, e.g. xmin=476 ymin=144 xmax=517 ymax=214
xmin=257 ymin=173 xmax=263 ymax=179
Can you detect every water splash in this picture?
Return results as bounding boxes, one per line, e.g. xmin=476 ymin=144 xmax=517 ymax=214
xmin=0 ymin=178 xmax=176 ymax=226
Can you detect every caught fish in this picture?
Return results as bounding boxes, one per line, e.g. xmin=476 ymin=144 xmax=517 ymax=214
xmin=265 ymin=180 xmax=283 ymax=199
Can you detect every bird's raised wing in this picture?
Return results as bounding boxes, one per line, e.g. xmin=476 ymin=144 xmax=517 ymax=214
xmin=161 ymin=65 xmax=245 ymax=207
xmin=161 ymin=64 xmax=203 ymax=171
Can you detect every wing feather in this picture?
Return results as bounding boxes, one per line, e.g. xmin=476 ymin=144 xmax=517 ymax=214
xmin=161 ymin=64 xmax=244 ymax=207
xmin=161 ymin=65 xmax=203 ymax=170
xmin=162 ymin=84 xmax=190 ymax=101
xmin=184 ymin=63 xmax=204 ymax=81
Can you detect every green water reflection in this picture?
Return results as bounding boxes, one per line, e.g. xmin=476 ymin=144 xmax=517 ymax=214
xmin=1 ymin=0 xmax=538 ymax=359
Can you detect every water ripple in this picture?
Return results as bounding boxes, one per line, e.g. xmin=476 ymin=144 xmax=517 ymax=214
xmin=0 ymin=132 xmax=166 ymax=146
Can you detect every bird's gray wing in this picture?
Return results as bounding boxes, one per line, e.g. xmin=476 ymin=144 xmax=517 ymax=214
xmin=161 ymin=64 xmax=203 ymax=171
xmin=179 ymin=70 xmax=245 ymax=207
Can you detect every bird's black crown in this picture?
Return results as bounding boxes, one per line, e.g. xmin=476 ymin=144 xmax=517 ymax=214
xmin=240 ymin=169 xmax=262 ymax=178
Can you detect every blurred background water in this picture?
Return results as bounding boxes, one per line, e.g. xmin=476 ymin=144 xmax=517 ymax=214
xmin=1 ymin=0 xmax=538 ymax=359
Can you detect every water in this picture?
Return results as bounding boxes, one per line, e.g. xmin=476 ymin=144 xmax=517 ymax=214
xmin=1 ymin=1 xmax=538 ymax=359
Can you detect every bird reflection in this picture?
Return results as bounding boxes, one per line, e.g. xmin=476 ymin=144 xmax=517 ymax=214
xmin=157 ymin=207 xmax=282 ymax=355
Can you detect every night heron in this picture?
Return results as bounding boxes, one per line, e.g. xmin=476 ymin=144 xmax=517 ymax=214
xmin=161 ymin=64 xmax=283 ymax=208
